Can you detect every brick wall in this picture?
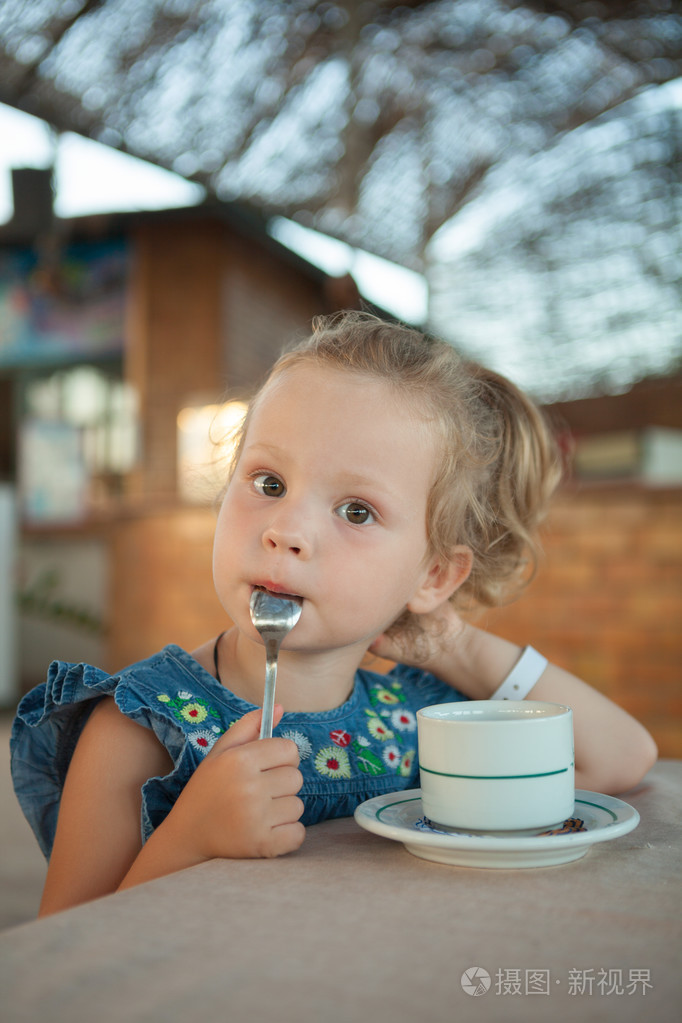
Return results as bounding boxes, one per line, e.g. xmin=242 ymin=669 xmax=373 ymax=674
xmin=481 ymin=486 xmax=682 ymax=758
xmin=126 ymin=219 xmax=224 ymax=502
xmin=222 ymin=235 xmax=325 ymax=391
xmin=107 ymin=507 xmax=227 ymax=672
xmin=125 ymin=218 xmax=330 ymax=503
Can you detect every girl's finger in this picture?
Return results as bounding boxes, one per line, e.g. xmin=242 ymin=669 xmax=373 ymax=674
xmin=208 ymin=704 xmax=286 ymax=757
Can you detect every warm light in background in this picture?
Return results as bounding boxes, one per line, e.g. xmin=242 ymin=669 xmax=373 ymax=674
xmin=177 ymin=400 xmax=248 ymax=504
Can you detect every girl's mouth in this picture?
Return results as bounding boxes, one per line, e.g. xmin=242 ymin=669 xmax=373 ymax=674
xmin=252 ymin=583 xmax=303 ymax=606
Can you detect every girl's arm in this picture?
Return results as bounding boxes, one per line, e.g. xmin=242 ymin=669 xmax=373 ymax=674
xmin=39 ymin=697 xmax=304 ymax=916
xmin=370 ymin=612 xmax=658 ymax=796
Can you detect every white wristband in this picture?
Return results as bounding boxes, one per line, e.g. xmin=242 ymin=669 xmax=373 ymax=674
xmin=491 ymin=646 xmax=548 ymax=700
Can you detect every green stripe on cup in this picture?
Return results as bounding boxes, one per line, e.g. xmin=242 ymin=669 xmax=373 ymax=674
xmin=419 ymin=765 xmax=571 ymax=780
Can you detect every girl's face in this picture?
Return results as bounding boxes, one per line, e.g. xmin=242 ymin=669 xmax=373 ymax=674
xmin=213 ymin=363 xmax=446 ymax=657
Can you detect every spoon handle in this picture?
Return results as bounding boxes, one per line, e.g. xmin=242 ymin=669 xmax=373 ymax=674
xmin=259 ymin=639 xmax=280 ymax=740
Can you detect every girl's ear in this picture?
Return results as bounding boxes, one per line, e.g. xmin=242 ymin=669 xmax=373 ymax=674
xmin=407 ymin=546 xmax=473 ymax=615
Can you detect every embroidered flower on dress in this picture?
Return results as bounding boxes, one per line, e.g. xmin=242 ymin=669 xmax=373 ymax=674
xmin=156 ymin=692 xmax=221 ymax=728
xmin=399 ymin=750 xmax=415 ymax=776
xmin=281 ymin=730 xmax=313 ymax=760
xmin=314 ymin=746 xmax=351 ymax=779
xmin=329 ymin=729 xmax=351 ymax=747
xmin=189 ymin=730 xmax=220 ymax=754
xmin=372 ymin=686 xmax=402 ymax=706
xmin=180 ymin=702 xmax=208 ymax=724
xmin=367 ymin=716 xmax=394 ymax=741
xmin=390 ymin=708 xmax=416 ymax=732
xmin=382 ymin=744 xmax=402 ymax=769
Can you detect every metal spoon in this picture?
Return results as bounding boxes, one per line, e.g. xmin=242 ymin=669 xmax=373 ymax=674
xmin=249 ymin=589 xmax=302 ymax=739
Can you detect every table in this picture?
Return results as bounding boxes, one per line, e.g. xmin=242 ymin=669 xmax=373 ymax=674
xmin=2 ymin=760 xmax=680 ymax=1023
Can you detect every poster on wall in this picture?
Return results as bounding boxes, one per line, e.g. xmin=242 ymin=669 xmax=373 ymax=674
xmin=0 ymin=238 xmax=128 ymax=367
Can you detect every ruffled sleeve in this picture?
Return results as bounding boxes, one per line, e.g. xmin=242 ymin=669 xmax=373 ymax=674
xmin=10 ymin=661 xmax=117 ymax=859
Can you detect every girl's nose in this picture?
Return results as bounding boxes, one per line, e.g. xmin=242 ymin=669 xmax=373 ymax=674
xmin=262 ymin=516 xmax=311 ymax=558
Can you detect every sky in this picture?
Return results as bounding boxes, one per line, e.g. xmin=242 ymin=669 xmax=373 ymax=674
xmin=0 ymin=102 xmax=428 ymax=324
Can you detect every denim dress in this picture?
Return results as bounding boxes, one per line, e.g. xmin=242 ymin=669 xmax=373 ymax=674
xmin=10 ymin=645 xmax=468 ymax=859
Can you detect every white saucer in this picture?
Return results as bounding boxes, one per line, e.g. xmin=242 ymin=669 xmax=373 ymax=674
xmin=354 ymin=789 xmax=639 ymax=868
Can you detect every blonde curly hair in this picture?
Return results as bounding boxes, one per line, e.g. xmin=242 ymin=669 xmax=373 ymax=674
xmin=227 ymin=311 xmax=562 ymax=618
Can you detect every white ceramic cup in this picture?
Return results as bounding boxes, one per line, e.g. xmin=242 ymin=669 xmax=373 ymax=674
xmin=417 ymin=701 xmax=575 ymax=831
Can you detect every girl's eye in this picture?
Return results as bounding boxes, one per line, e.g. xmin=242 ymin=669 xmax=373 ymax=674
xmin=336 ymin=501 xmax=374 ymax=525
xmin=252 ymin=474 xmax=285 ymax=498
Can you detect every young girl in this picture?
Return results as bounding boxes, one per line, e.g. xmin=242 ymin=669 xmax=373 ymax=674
xmin=11 ymin=312 xmax=657 ymax=916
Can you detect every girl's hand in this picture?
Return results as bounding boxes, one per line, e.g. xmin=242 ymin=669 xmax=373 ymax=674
xmin=161 ymin=705 xmax=305 ymax=863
